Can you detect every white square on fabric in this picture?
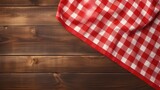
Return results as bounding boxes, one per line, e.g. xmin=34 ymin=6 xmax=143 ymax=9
xmin=131 ymin=39 xmax=137 ymax=45
xmin=69 ymin=0 xmax=74 ymax=3
xmin=95 ymin=0 xmax=101 ymax=5
xmin=146 ymin=0 xmax=151 ymax=7
xmin=84 ymin=33 xmax=90 ymax=38
xmin=130 ymin=26 xmax=135 ymax=30
xmin=66 ymin=20 xmax=71 ymax=26
xmin=109 ymin=0 xmax=114 ymax=3
xmin=140 ymin=70 xmax=146 ymax=76
xmin=91 ymin=24 xmax=97 ymax=30
xmin=77 ymin=4 xmax=83 ymax=10
xmin=141 ymin=9 xmax=147 ymax=16
xmin=121 ymin=57 xmax=127 ymax=63
xmin=106 ymin=20 xmax=112 ymax=26
xmin=71 ymin=13 xmax=78 ymax=18
xmin=103 ymin=44 xmax=109 ymax=50
xmin=133 ymin=2 xmax=138 ymax=8
xmin=140 ymin=45 xmax=146 ymax=52
xmin=135 ymin=18 xmax=141 ymax=24
xmin=112 ymin=51 xmax=117 ymax=57
xmin=145 ymin=36 xmax=151 ymax=42
xmin=74 ymin=26 xmax=81 ymax=32
xmin=127 ymin=10 xmax=133 ymax=17
xmin=122 ymin=33 xmax=128 ymax=39
xmin=136 ymin=55 xmax=141 ymax=60
xmin=150 ymin=76 xmax=156 ymax=82
xmin=155 ymin=42 xmax=160 ymax=49
xmin=93 ymin=38 xmax=100 ymax=44
xmin=150 ymin=27 xmax=156 ymax=34
xmin=150 ymin=52 xmax=156 ymax=58
xmin=104 ymin=6 xmax=109 ymax=11
xmin=112 ymin=12 xmax=118 ymax=18
xmin=155 ymin=67 xmax=160 ymax=73
xmin=119 ymin=3 xmax=124 ymax=9
xmin=99 ymin=30 xmax=105 ymax=36
xmin=97 ymin=14 xmax=103 ymax=20
xmin=131 ymin=64 xmax=137 ymax=69
xmin=121 ymin=18 xmax=127 ymax=25
xmin=126 ymin=48 xmax=132 ymax=54
xmin=117 ymin=42 xmax=123 ymax=48
xmin=108 ymin=35 xmax=114 ymax=41
xmin=144 ymin=61 xmax=150 ymax=67
xmin=63 ymin=6 xmax=69 ymax=12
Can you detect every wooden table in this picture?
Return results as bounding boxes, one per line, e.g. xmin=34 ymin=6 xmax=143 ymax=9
xmin=0 ymin=0 xmax=153 ymax=90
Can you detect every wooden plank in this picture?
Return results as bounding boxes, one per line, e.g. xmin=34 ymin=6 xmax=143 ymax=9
xmin=0 ymin=7 xmax=57 ymax=25
xmin=0 ymin=56 xmax=126 ymax=73
xmin=0 ymin=73 xmax=153 ymax=90
xmin=0 ymin=25 xmax=99 ymax=55
xmin=61 ymin=73 xmax=153 ymax=90
xmin=0 ymin=0 xmax=59 ymax=6
xmin=0 ymin=73 xmax=57 ymax=90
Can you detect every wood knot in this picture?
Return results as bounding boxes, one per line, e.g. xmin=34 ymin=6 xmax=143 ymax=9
xmin=53 ymin=73 xmax=67 ymax=90
xmin=30 ymin=27 xmax=36 ymax=36
xmin=27 ymin=56 xmax=39 ymax=66
xmin=3 ymin=26 xmax=8 ymax=30
xmin=53 ymin=73 xmax=64 ymax=84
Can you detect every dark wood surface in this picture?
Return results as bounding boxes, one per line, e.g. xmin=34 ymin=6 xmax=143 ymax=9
xmin=0 ymin=0 xmax=153 ymax=90
xmin=0 ymin=0 xmax=58 ymax=6
xmin=0 ymin=25 xmax=99 ymax=55
xmin=0 ymin=73 xmax=152 ymax=90
xmin=0 ymin=7 xmax=57 ymax=25
xmin=0 ymin=56 xmax=127 ymax=73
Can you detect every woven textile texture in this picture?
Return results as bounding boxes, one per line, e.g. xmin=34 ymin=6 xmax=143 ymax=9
xmin=56 ymin=0 xmax=160 ymax=89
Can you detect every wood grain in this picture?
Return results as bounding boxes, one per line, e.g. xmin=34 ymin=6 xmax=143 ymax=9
xmin=0 ymin=7 xmax=57 ymax=25
xmin=0 ymin=73 xmax=153 ymax=90
xmin=0 ymin=56 xmax=126 ymax=73
xmin=0 ymin=25 xmax=99 ymax=55
xmin=0 ymin=73 xmax=57 ymax=90
xmin=0 ymin=0 xmax=59 ymax=6
xmin=61 ymin=73 xmax=153 ymax=90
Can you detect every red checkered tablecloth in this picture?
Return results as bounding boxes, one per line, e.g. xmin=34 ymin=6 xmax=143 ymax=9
xmin=56 ymin=0 xmax=160 ymax=89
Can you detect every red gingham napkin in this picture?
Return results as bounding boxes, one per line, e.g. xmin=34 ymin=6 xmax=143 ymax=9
xmin=56 ymin=0 xmax=160 ymax=89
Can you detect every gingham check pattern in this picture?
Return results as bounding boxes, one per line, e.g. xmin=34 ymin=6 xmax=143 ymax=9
xmin=56 ymin=0 xmax=160 ymax=89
